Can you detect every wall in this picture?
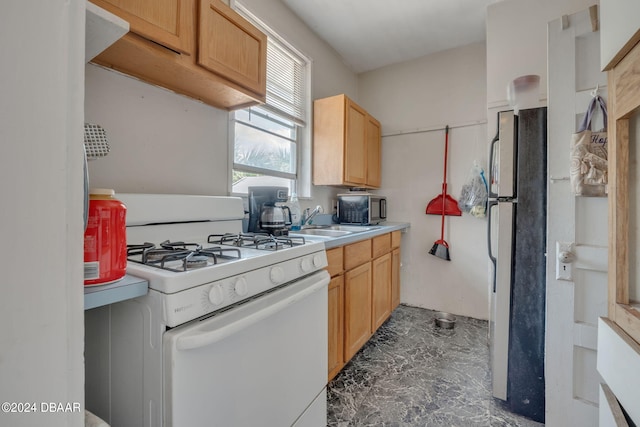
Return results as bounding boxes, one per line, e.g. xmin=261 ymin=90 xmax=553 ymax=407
xmin=0 ymin=1 xmax=84 ymax=426
xmin=86 ymin=0 xmax=359 ymax=213
xmin=359 ymin=43 xmax=489 ymax=320
xmin=600 ymin=0 xmax=640 ymax=70
xmin=486 ymin=0 xmax=597 ymax=138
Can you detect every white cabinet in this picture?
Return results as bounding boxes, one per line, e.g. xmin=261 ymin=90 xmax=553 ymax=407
xmin=597 ymin=318 xmax=640 ymax=425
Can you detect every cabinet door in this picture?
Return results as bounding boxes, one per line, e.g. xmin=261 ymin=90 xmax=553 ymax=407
xmin=366 ymin=115 xmax=382 ymax=188
xmin=198 ymin=0 xmax=267 ymax=96
xmin=312 ymin=95 xmax=347 ymax=186
xmin=391 ymin=248 xmax=401 ymax=310
xmin=91 ymin=0 xmax=195 ymax=55
xmin=344 ymin=100 xmax=367 ymax=185
xmin=372 ymin=233 xmax=390 ymax=259
xmin=344 ymin=239 xmax=371 ymax=271
xmin=326 ymin=247 xmax=344 ymax=278
xmin=371 ymin=253 xmax=392 ymax=331
xmin=344 ymin=262 xmax=372 ymax=360
xmin=391 ymin=230 xmax=401 ymax=249
xmin=328 ymin=275 xmax=344 ymax=382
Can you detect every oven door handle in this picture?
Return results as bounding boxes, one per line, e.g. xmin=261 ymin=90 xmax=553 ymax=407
xmin=175 ymin=274 xmax=329 ymax=351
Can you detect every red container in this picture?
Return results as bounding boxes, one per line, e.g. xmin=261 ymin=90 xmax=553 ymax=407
xmin=84 ymin=189 xmax=127 ymax=286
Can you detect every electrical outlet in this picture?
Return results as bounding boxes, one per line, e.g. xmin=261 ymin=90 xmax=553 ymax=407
xmin=556 ymin=242 xmax=574 ymax=281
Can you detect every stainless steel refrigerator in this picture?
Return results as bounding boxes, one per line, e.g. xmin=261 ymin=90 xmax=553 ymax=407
xmin=487 ymin=107 xmax=547 ymax=423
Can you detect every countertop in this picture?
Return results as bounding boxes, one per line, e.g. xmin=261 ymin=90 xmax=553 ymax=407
xmin=84 ymin=274 xmax=148 ymax=310
xmin=291 ymin=222 xmax=410 ymax=249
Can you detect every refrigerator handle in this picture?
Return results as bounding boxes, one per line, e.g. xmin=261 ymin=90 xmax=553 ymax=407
xmin=488 ymin=132 xmax=499 ymax=199
xmin=487 ymin=200 xmax=498 ymax=292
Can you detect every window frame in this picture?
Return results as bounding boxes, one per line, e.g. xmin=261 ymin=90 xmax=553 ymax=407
xmin=228 ymin=1 xmax=312 ymax=198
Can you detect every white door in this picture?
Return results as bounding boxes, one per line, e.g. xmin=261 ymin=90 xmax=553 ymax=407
xmin=546 ymin=7 xmax=609 ymax=426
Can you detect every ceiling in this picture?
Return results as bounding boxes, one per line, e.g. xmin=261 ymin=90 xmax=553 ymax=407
xmin=281 ymin=0 xmax=501 ymax=73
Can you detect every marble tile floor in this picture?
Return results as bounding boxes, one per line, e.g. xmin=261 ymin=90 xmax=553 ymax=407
xmin=327 ymin=304 xmax=545 ymax=427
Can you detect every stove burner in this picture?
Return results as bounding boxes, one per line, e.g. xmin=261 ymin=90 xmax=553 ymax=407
xmin=147 ymin=248 xmax=191 ymax=262
xmin=185 ymin=255 xmax=209 ymax=269
xmin=208 ymin=232 xmax=268 ymax=247
xmin=127 ymin=242 xmax=155 ymax=256
xmin=160 ymin=241 xmax=201 ymax=251
xmin=208 ymin=233 xmax=305 ymax=250
xmin=254 ymin=235 xmax=300 ymax=251
xmin=127 ymin=240 xmax=242 ymax=272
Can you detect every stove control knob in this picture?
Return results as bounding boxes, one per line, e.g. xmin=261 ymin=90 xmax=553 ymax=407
xmin=313 ymin=254 xmax=323 ymax=268
xmin=208 ymin=285 xmax=225 ymax=306
xmin=270 ymin=266 xmax=285 ymax=284
xmin=300 ymin=257 xmax=313 ymax=273
xmin=234 ymin=277 xmax=248 ymax=297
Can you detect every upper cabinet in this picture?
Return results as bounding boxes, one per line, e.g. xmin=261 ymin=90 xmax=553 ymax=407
xmin=91 ymin=0 xmax=194 ymax=55
xmin=197 ymin=0 xmax=266 ymax=96
xmin=90 ymin=0 xmax=267 ymax=110
xmin=366 ymin=114 xmax=381 ymax=188
xmin=313 ymin=94 xmax=382 ymax=188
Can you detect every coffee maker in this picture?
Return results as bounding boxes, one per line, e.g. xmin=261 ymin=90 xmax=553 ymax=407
xmin=247 ymin=186 xmax=291 ymax=235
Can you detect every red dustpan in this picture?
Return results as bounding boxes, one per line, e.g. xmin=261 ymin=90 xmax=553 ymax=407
xmin=426 ymin=125 xmax=462 ymax=216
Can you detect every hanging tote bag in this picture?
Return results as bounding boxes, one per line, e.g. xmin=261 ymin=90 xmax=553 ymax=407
xmin=570 ymin=95 xmax=608 ymax=197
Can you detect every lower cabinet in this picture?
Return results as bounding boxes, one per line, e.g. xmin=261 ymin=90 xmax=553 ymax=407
xmin=326 ymin=231 xmax=402 ymax=381
xmin=327 ymin=275 xmax=344 ymax=381
xmin=391 ymin=248 xmax=401 ymax=310
xmin=344 ymin=262 xmax=373 ymax=361
xmin=371 ymin=253 xmax=392 ymax=331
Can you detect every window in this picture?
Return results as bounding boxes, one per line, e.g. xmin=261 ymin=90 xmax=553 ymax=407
xmin=230 ymin=3 xmax=311 ymax=197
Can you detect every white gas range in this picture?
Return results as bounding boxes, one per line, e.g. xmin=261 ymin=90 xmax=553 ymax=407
xmin=85 ymin=194 xmax=330 ymax=427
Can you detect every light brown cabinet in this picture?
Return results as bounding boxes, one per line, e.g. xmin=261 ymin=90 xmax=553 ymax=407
xmin=313 ymin=94 xmax=382 ymax=188
xmin=327 ymin=274 xmax=344 ymax=381
xmin=371 ymin=253 xmax=391 ymax=331
xmin=90 ymin=0 xmax=267 ymax=110
xmin=197 ymin=0 xmax=266 ymax=96
xmin=391 ymin=248 xmax=401 ymax=310
xmin=366 ymin=115 xmax=382 ymax=188
xmin=326 ymin=231 xmax=402 ymax=380
xmin=344 ymin=239 xmax=371 ymax=271
xmin=326 ymin=247 xmax=345 ymax=381
xmin=391 ymin=230 xmax=401 ymax=310
xmin=91 ymin=0 xmax=195 ymax=55
xmin=344 ymin=262 xmax=372 ymax=361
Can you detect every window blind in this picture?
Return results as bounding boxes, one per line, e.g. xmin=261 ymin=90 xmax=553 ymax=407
xmin=262 ymin=39 xmax=307 ymax=126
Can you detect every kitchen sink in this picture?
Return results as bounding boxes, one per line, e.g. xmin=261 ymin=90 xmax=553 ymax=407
xmin=291 ymin=224 xmax=381 ymax=237
xmin=292 ymin=229 xmax=353 ymax=237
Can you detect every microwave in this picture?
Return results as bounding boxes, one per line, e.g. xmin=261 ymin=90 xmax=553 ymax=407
xmin=337 ymin=193 xmax=387 ymax=225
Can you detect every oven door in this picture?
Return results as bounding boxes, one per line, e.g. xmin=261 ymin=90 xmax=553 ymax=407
xmin=163 ymin=270 xmax=330 ymax=427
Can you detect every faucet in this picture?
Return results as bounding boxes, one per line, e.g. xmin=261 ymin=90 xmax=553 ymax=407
xmin=301 ymin=205 xmax=323 ymax=226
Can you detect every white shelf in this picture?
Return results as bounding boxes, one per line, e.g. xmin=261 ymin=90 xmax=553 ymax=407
xmin=84 ymin=274 xmax=148 ymax=310
xmin=85 ymin=1 xmax=129 ymax=63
